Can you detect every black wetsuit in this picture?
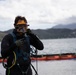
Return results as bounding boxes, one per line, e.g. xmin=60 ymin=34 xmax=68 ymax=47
xmin=1 ymin=29 xmax=44 ymax=75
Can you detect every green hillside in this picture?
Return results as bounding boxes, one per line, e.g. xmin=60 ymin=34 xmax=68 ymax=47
xmin=0 ymin=28 xmax=76 ymax=41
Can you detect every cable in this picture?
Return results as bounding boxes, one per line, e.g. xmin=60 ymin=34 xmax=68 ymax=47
xmin=9 ymin=51 xmax=16 ymax=69
xmin=3 ymin=47 xmax=38 ymax=75
xmin=2 ymin=51 xmax=16 ymax=69
xmin=35 ymin=49 xmax=38 ymax=75
xmin=31 ymin=64 xmax=38 ymax=75
xmin=30 ymin=46 xmax=38 ymax=75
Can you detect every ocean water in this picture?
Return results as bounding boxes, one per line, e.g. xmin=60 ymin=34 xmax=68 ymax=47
xmin=38 ymin=38 xmax=76 ymax=54
xmin=32 ymin=60 xmax=76 ymax=75
xmin=0 ymin=38 xmax=76 ymax=75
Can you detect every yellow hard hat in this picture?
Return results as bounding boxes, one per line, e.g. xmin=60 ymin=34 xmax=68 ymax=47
xmin=16 ymin=20 xmax=27 ymax=25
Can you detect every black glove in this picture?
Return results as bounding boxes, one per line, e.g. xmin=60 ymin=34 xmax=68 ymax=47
xmin=26 ymin=29 xmax=33 ymax=35
xmin=15 ymin=39 xmax=24 ymax=47
xmin=26 ymin=29 xmax=39 ymax=40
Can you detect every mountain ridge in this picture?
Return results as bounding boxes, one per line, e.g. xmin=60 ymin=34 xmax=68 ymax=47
xmin=0 ymin=28 xmax=76 ymax=40
xmin=0 ymin=23 xmax=76 ymax=40
xmin=52 ymin=23 xmax=76 ymax=29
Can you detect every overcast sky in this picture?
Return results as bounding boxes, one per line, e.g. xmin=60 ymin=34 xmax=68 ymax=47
xmin=0 ymin=0 xmax=76 ymax=31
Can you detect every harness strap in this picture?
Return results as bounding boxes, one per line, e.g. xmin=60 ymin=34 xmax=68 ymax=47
xmin=10 ymin=32 xmax=38 ymax=75
xmin=10 ymin=32 xmax=30 ymax=60
xmin=10 ymin=33 xmax=31 ymax=74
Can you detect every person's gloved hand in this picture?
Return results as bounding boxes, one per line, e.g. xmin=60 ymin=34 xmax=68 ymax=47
xmin=15 ymin=39 xmax=24 ymax=47
xmin=26 ymin=29 xmax=38 ymax=39
xmin=26 ymin=29 xmax=32 ymax=35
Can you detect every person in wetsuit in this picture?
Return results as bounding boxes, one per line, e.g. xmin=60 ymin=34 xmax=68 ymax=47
xmin=1 ymin=16 xmax=44 ymax=75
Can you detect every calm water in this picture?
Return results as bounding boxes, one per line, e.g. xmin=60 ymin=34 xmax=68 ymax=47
xmin=0 ymin=38 xmax=76 ymax=75
xmin=38 ymin=38 xmax=76 ymax=54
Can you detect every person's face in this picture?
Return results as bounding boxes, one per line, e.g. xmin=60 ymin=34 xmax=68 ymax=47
xmin=15 ymin=20 xmax=29 ymax=33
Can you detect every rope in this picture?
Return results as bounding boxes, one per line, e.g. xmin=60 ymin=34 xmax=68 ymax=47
xmin=31 ymin=47 xmax=38 ymax=75
xmin=2 ymin=51 xmax=16 ymax=69
xmin=2 ymin=51 xmax=16 ymax=75
xmin=2 ymin=47 xmax=39 ymax=75
xmin=31 ymin=64 xmax=38 ymax=75
xmin=35 ymin=49 xmax=38 ymax=75
xmin=9 ymin=51 xmax=16 ymax=69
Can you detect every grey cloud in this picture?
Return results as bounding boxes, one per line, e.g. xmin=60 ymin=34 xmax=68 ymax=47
xmin=55 ymin=16 xmax=76 ymax=25
xmin=0 ymin=0 xmax=76 ymax=30
xmin=0 ymin=16 xmax=13 ymax=31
